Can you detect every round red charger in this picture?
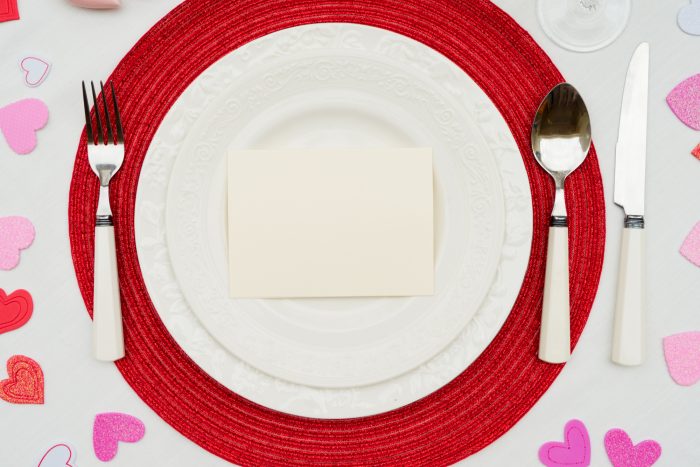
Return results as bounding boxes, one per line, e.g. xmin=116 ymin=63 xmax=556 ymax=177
xmin=69 ymin=0 xmax=606 ymax=465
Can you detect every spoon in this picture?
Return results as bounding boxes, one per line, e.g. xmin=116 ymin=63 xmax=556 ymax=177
xmin=531 ymin=82 xmax=592 ymax=363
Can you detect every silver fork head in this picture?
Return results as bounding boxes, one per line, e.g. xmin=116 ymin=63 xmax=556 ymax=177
xmin=82 ymin=81 xmax=125 ymax=186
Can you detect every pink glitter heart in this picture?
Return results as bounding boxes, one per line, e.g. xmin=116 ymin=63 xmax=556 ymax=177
xmin=538 ymin=419 xmax=591 ymax=467
xmin=604 ymin=429 xmax=661 ymax=467
xmin=663 ymin=331 xmax=700 ymax=386
xmin=0 ymin=98 xmax=49 ymax=154
xmin=93 ymin=412 xmax=145 ymax=462
xmin=680 ymin=221 xmax=700 ymax=267
xmin=0 ymin=216 xmax=35 ymax=270
xmin=667 ymin=74 xmax=700 ymax=130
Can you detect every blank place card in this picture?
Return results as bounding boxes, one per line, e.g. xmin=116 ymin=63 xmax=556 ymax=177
xmin=227 ymin=148 xmax=434 ymax=298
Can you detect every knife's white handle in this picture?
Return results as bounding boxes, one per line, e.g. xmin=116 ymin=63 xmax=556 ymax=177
xmin=612 ymin=227 xmax=645 ymax=366
xmin=539 ymin=225 xmax=570 ymax=363
xmin=93 ymin=225 xmax=125 ymax=362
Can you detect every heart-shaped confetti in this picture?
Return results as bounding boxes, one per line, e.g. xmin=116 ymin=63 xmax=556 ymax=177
xmin=0 ymin=288 xmax=33 ymax=335
xmin=680 ymin=221 xmax=700 ymax=267
xmin=38 ymin=443 xmax=74 ymax=467
xmin=93 ymin=412 xmax=145 ymax=462
xmin=0 ymin=0 xmax=19 ymax=22
xmin=678 ymin=0 xmax=700 ymax=35
xmin=663 ymin=331 xmax=700 ymax=386
xmin=70 ymin=0 xmax=120 ymax=9
xmin=604 ymin=429 xmax=661 ymax=467
xmin=667 ymin=74 xmax=700 ymax=130
xmin=538 ymin=419 xmax=591 ymax=467
xmin=691 ymin=143 xmax=700 ymax=161
xmin=0 ymin=216 xmax=35 ymax=270
xmin=0 ymin=99 xmax=49 ymax=155
xmin=0 ymin=355 xmax=44 ymax=404
xmin=20 ymin=57 xmax=50 ymax=87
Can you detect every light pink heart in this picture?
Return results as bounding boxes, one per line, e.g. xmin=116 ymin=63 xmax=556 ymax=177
xmin=0 ymin=216 xmax=35 ymax=270
xmin=538 ymin=419 xmax=591 ymax=467
xmin=604 ymin=429 xmax=661 ymax=467
xmin=680 ymin=221 xmax=700 ymax=267
xmin=667 ymin=74 xmax=700 ymax=130
xmin=70 ymin=0 xmax=120 ymax=9
xmin=93 ymin=412 xmax=145 ymax=462
xmin=20 ymin=57 xmax=50 ymax=87
xmin=0 ymin=98 xmax=49 ymax=155
xmin=663 ymin=331 xmax=700 ymax=386
xmin=38 ymin=443 xmax=73 ymax=467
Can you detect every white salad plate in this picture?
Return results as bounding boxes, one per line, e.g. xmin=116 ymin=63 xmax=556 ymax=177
xmin=135 ymin=23 xmax=532 ymax=417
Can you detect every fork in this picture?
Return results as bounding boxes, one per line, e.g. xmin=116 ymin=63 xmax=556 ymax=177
xmin=82 ymin=81 xmax=125 ymax=362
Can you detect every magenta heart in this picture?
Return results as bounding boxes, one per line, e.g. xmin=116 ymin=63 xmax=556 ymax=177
xmin=604 ymin=429 xmax=661 ymax=467
xmin=538 ymin=419 xmax=591 ymax=467
xmin=0 ymin=98 xmax=49 ymax=155
xmin=663 ymin=331 xmax=700 ymax=386
xmin=0 ymin=216 xmax=35 ymax=270
xmin=667 ymin=74 xmax=700 ymax=130
xmin=93 ymin=412 xmax=145 ymax=462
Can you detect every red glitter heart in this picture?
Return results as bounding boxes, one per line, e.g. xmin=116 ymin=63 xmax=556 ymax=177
xmin=0 ymin=0 xmax=19 ymax=23
xmin=0 ymin=355 xmax=44 ymax=404
xmin=0 ymin=288 xmax=33 ymax=335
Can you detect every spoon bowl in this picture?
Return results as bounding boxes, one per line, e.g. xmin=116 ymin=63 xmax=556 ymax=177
xmin=532 ymin=82 xmax=591 ymax=185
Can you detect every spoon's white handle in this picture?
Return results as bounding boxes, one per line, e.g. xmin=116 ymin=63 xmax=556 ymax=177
xmin=539 ymin=225 xmax=570 ymax=363
xmin=612 ymin=227 xmax=645 ymax=366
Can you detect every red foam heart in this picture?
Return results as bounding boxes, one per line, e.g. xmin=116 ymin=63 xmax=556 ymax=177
xmin=0 ymin=0 xmax=19 ymax=22
xmin=0 ymin=355 xmax=44 ymax=404
xmin=0 ymin=288 xmax=33 ymax=335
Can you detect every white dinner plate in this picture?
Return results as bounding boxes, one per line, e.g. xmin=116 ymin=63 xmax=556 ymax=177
xmin=135 ymin=23 xmax=532 ymax=417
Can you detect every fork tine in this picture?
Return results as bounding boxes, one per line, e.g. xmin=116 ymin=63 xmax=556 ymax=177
xmin=90 ymin=81 xmax=104 ymax=145
xmin=100 ymin=81 xmax=114 ymax=144
xmin=110 ymin=82 xmax=124 ymax=143
xmin=82 ymin=81 xmax=94 ymax=145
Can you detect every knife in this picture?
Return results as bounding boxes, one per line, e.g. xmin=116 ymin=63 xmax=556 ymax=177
xmin=612 ymin=42 xmax=649 ymax=366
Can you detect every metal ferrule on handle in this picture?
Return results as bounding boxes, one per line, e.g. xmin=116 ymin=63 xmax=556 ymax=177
xmin=612 ymin=215 xmax=646 ymax=366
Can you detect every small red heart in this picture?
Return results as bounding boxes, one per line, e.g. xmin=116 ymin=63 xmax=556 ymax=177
xmin=0 ymin=0 xmax=20 ymax=23
xmin=0 ymin=355 xmax=44 ymax=404
xmin=0 ymin=288 xmax=33 ymax=335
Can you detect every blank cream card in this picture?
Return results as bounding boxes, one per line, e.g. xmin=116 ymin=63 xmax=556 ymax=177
xmin=228 ymin=148 xmax=434 ymax=298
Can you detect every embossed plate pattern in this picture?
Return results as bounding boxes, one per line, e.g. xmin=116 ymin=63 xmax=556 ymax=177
xmin=135 ymin=24 xmax=532 ymax=416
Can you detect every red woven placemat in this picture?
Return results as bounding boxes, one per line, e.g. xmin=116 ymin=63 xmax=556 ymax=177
xmin=68 ymin=0 xmax=605 ymax=465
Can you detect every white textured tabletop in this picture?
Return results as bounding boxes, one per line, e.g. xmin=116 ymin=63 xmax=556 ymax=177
xmin=0 ymin=1 xmax=698 ymax=465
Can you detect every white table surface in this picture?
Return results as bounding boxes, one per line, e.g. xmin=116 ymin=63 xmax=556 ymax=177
xmin=1 ymin=1 xmax=698 ymax=465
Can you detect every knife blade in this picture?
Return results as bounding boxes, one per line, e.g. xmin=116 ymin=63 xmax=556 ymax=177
xmin=614 ymin=42 xmax=649 ymax=218
xmin=612 ymin=42 xmax=649 ymax=366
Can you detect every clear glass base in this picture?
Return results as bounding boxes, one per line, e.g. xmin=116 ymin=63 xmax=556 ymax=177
xmin=537 ymin=0 xmax=631 ymax=52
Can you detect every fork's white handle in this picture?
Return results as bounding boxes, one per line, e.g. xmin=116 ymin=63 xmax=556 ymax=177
xmin=612 ymin=227 xmax=645 ymax=366
xmin=93 ymin=225 xmax=124 ymax=361
xmin=539 ymin=226 xmax=570 ymax=363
